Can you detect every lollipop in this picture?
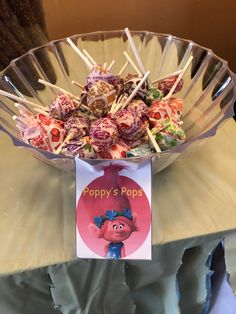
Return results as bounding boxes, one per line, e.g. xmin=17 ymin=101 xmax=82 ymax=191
xmin=49 ymin=93 xmax=78 ymax=120
xmin=18 ymin=113 xmax=65 ymax=152
xmin=60 ymin=136 xmax=97 ymax=159
xmin=168 ymin=97 xmax=184 ymax=121
xmin=127 ymin=99 xmax=149 ymax=118
xmin=145 ymin=87 xmax=163 ymax=106
xmin=114 ymin=108 xmax=148 ymax=141
xmin=123 ymin=76 xmax=148 ymax=99
xmin=64 ymin=113 xmax=90 ymax=139
xmin=126 ymin=143 xmax=154 ymax=157
xmin=148 ymin=100 xmax=173 ymax=127
xmin=151 ymin=119 xmax=186 ymax=150
xmin=87 ymin=81 xmax=116 ymax=117
xmin=98 ymin=138 xmax=130 ymax=159
xmin=157 ymin=75 xmax=183 ymax=97
xmin=89 ymin=117 xmax=118 ymax=152
xmin=87 ymin=64 xmax=118 ymax=89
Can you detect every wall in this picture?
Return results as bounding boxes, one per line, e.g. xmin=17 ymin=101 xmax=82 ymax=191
xmin=42 ymin=0 xmax=236 ymax=73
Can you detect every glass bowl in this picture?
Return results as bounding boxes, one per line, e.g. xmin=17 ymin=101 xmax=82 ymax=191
xmin=0 ymin=30 xmax=235 ymax=173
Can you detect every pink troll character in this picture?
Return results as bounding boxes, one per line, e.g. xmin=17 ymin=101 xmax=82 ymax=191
xmin=88 ymin=165 xmax=138 ymax=259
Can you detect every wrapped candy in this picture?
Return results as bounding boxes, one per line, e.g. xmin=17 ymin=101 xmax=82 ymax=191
xmin=64 ymin=113 xmax=90 ymax=139
xmin=20 ymin=113 xmax=65 ymax=152
xmin=87 ymin=81 xmax=116 ymax=117
xmin=126 ymin=143 xmax=154 ymax=157
xmin=89 ymin=117 xmax=118 ymax=152
xmin=87 ymin=65 xmax=118 ymax=89
xmin=148 ymin=100 xmax=173 ymax=127
xmin=151 ymin=119 xmax=186 ymax=150
xmin=157 ymin=75 xmax=183 ymax=97
xmin=145 ymin=87 xmax=163 ymax=106
xmin=98 ymin=138 xmax=130 ymax=159
xmin=127 ymin=99 xmax=149 ymax=118
xmin=60 ymin=136 xmax=97 ymax=159
xmin=124 ymin=76 xmax=148 ymax=99
xmin=168 ymin=97 xmax=184 ymax=121
xmin=114 ymin=108 xmax=148 ymax=141
xmin=49 ymin=93 xmax=78 ymax=120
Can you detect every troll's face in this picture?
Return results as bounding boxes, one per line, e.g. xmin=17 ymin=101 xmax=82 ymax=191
xmin=89 ymin=215 xmax=137 ymax=243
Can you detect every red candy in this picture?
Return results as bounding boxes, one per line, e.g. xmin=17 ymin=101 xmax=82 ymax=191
xmin=21 ymin=113 xmax=65 ymax=152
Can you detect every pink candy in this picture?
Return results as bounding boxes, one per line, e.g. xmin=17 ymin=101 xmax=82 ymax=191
xmin=87 ymin=65 xmax=118 ymax=89
xmin=49 ymin=93 xmax=78 ymax=120
xmin=64 ymin=114 xmax=90 ymax=139
xmin=60 ymin=136 xmax=97 ymax=159
xmin=20 ymin=113 xmax=65 ymax=152
xmin=89 ymin=117 xmax=118 ymax=152
xmin=115 ymin=108 xmax=148 ymax=141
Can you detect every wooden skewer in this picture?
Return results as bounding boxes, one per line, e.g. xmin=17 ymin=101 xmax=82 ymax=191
xmin=124 ymin=27 xmax=146 ymax=75
xmin=146 ymin=128 xmax=161 ymax=153
xmin=38 ymin=79 xmax=81 ymax=101
xmin=0 ymin=90 xmax=46 ymax=111
xmin=82 ymin=49 xmax=96 ymax=65
xmin=66 ymin=38 xmax=93 ymax=70
xmin=103 ymin=62 xmax=107 ymax=69
xmin=107 ymin=60 xmax=115 ymax=71
xmin=72 ymin=80 xmax=84 ymax=89
xmin=123 ymin=51 xmax=142 ymax=77
xmin=164 ymin=56 xmax=193 ymax=100
xmin=152 ymin=69 xmax=183 ymax=84
xmin=112 ymin=71 xmax=150 ymax=114
xmin=118 ymin=61 xmax=129 ymax=76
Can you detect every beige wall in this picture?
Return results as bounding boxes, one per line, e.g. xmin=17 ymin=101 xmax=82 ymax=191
xmin=42 ymin=0 xmax=236 ymax=73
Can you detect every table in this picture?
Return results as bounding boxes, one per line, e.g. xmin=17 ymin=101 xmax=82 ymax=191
xmin=0 ymin=119 xmax=235 ymax=313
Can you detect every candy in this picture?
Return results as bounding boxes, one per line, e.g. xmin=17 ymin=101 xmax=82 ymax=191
xmin=126 ymin=143 xmax=154 ymax=157
xmin=168 ymin=97 xmax=184 ymax=121
xmin=89 ymin=117 xmax=118 ymax=152
xmin=87 ymin=81 xmax=116 ymax=117
xmin=64 ymin=114 xmax=90 ymax=139
xmin=124 ymin=76 xmax=147 ymax=99
xmin=157 ymin=75 xmax=183 ymax=97
xmin=60 ymin=136 xmax=97 ymax=159
xmin=151 ymin=119 xmax=186 ymax=150
xmin=98 ymin=138 xmax=130 ymax=159
xmin=127 ymin=99 xmax=149 ymax=118
xmin=145 ymin=87 xmax=163 ymax=106
xmin=20 ymin=113 xmax=65 ymax=152
xmin=49 ymin=93 xmax=78 ymax=120
xmin=148 ymin=100 xmax=173 ymax=127
xmin=114 ymin=108 xmax=148 ymax=141
xmin=87 ymin=65 xmax=118 ymax=89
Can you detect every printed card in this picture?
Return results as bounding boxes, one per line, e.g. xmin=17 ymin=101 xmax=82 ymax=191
xmin=75 ymin=159 xmax=152 ymax=260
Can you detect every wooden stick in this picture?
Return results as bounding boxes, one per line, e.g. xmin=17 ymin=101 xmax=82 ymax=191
xmin=107 ymin=60 xmax=115 ymax=71
xmin=152 ymin=69 xmax=183 ymax=84
xmin=66 ymin=38 xmax=93 ymax=70
xmin=38 ymin=79 xmax=81 ymax=101
xmin=82 ymin=49 xmax=96 ymax=65
xmin=113 ymin=71 xmax=150 ymax=114
xmin=164 ymin=56 xmax=193 ymax=99
xmin=0 ymin=90 xmax=46 ymax=111
xmin=146 ymin=128 xmax=161 ymax=153
xmin=124 ymin=27 xmax=146 ymax=75
xmin=118 ymin=61 xmax=129 ymax=76
xmin=72 ymin=80 xmax=84 ymax=89
xmin=103 ymin=62 xmax=107 ymax=69
xmin=123 ymin=51 xmax=142 ymax=76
